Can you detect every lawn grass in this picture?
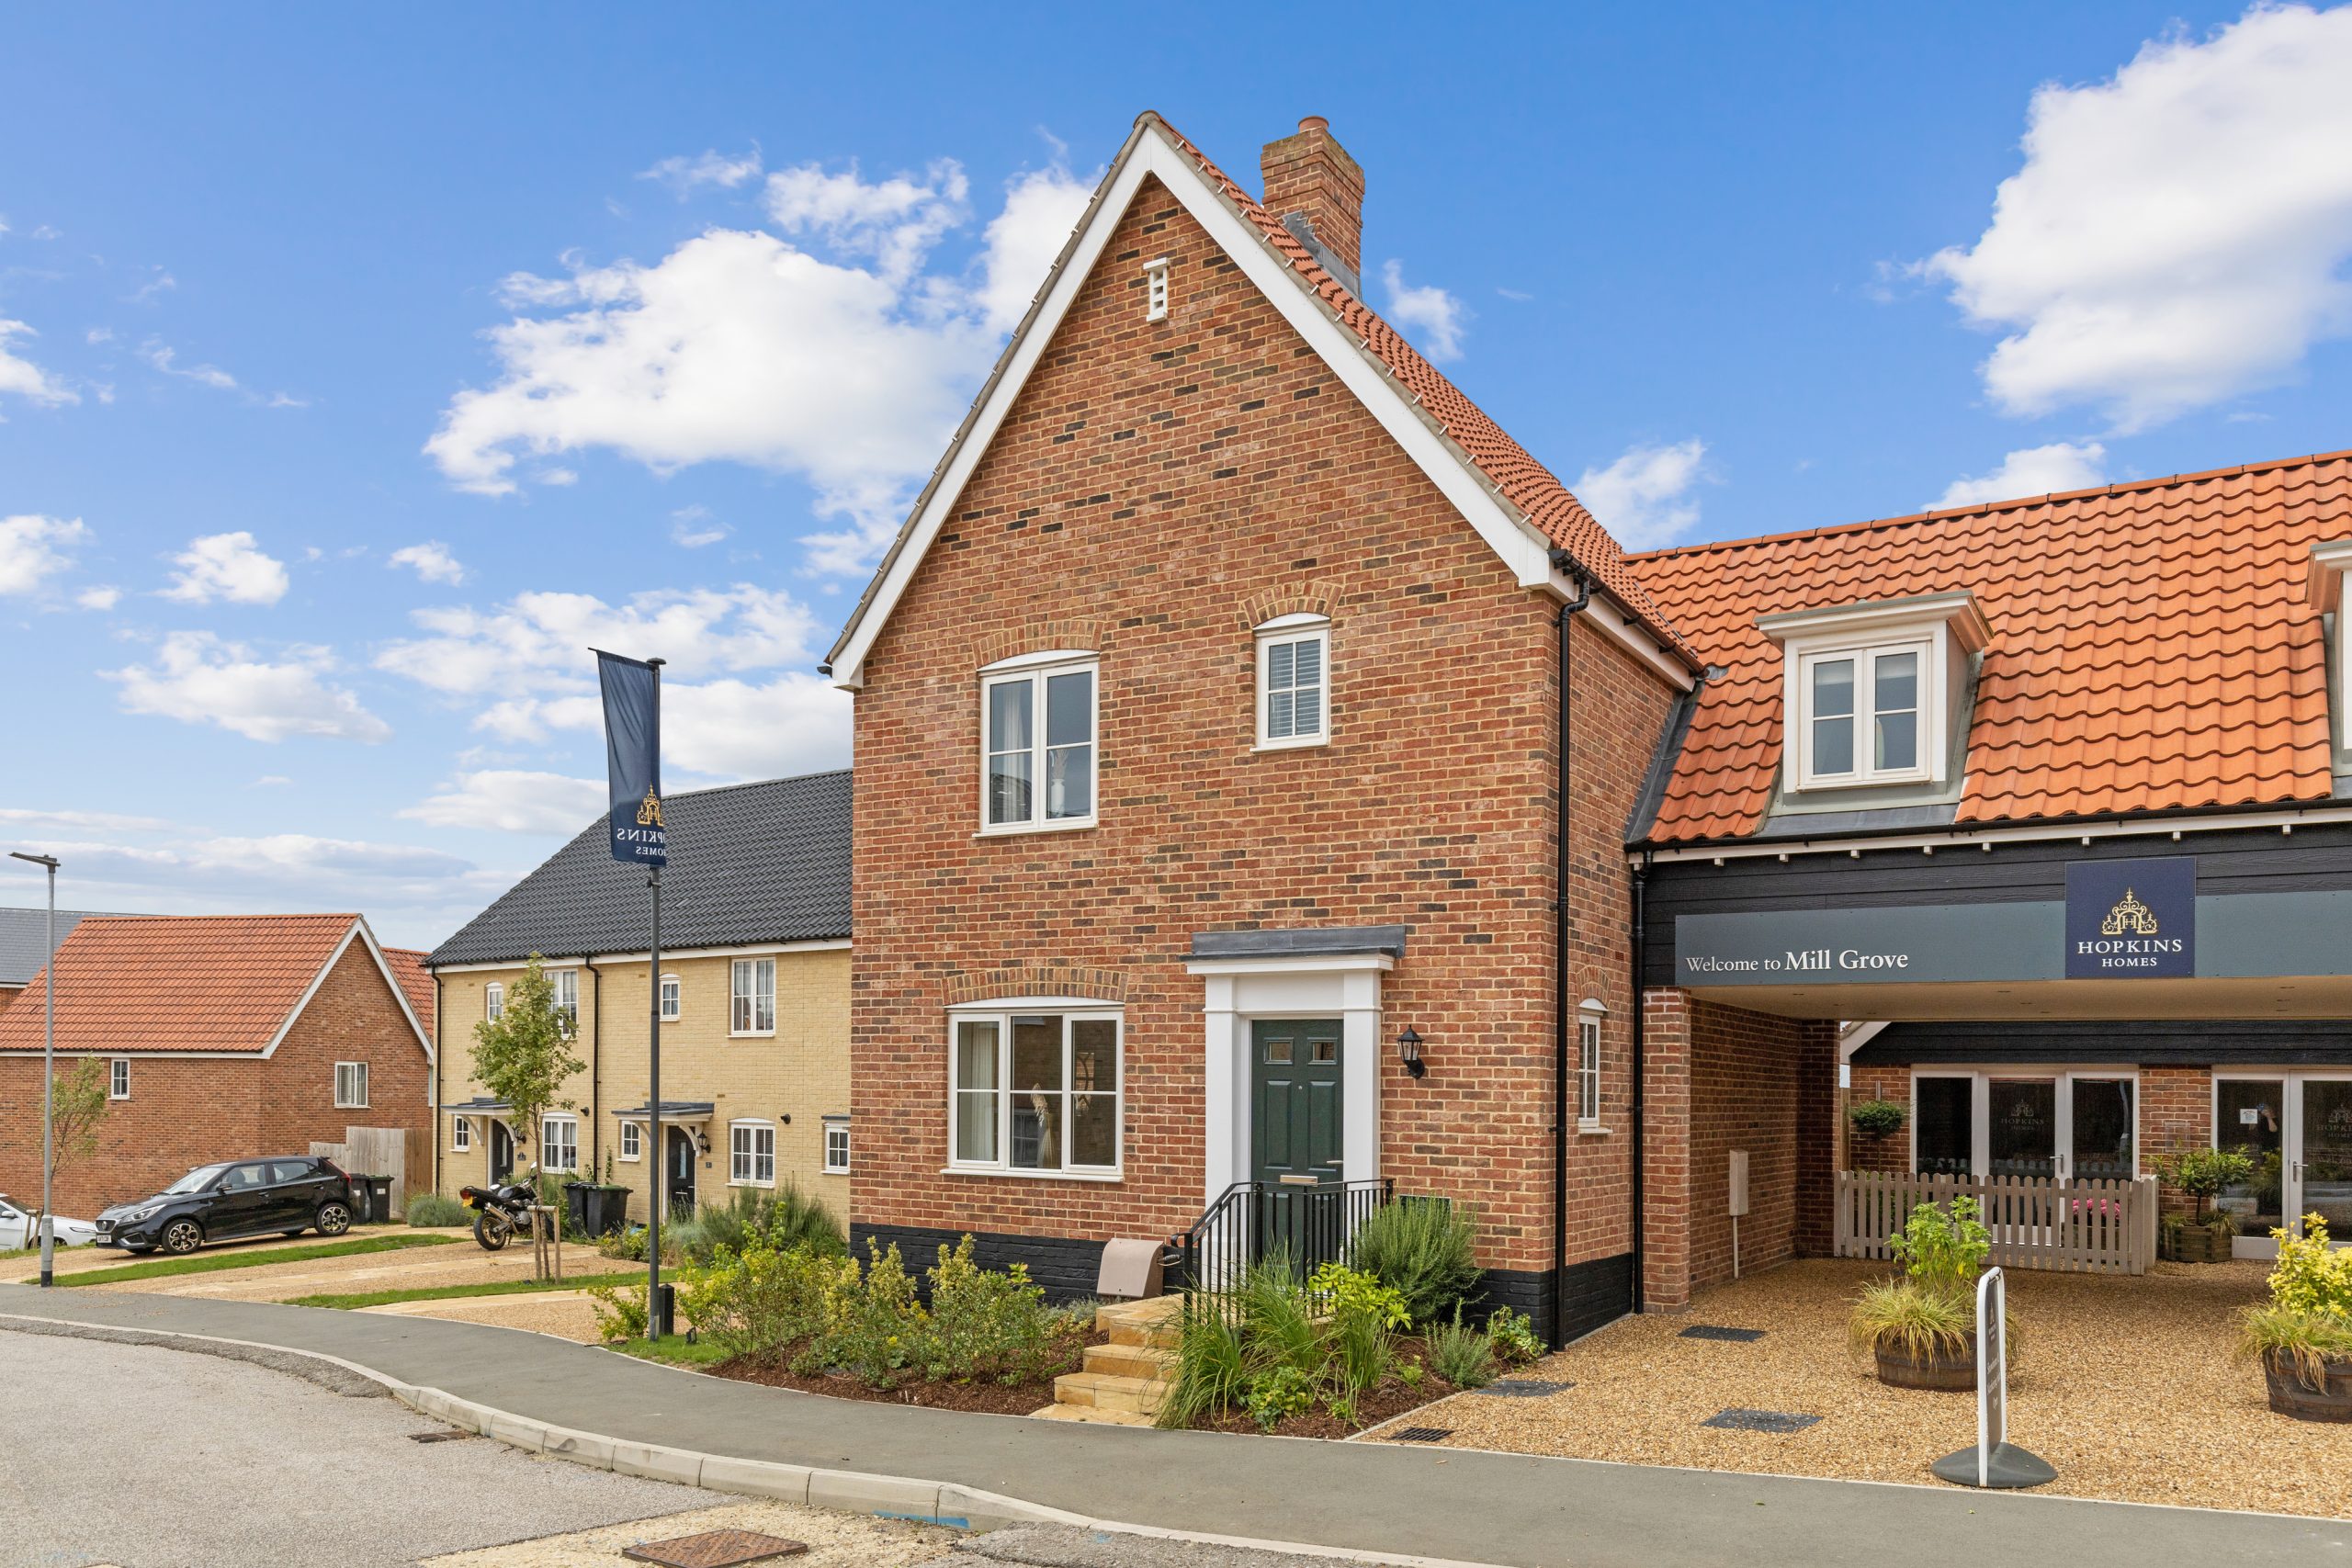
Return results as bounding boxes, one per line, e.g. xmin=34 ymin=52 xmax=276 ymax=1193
xmin=607 ymin=1334 xmax=735 ymax=1368
xmin=288 ymin=1270 xmax=641 ymax=1310
xmin=59 ymin=1233 xmax=456 ymax=1287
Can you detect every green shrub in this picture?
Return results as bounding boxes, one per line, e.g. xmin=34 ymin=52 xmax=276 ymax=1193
xmin=1487 ymin=1306 xmax=1544 ymax=1365
xmin=1425 ymin=1308 xmax=1497 ymax=1389
xmin=1157 ymin=1309 xmax=1249 ymax=1429
xmin=586 ymin=1278 xmax=648 ymax=1341
xmin=1245 ymin=1364 xmax=1317 ymax=1431
xmin=1312 ymin=1262 xmax=1406 ymax=1396
xmin=405 ymin=1193 xmax=469 ymax=1227
xmin=1888 ymin=1197 xmax=1991 ymax=1297
xmin=677 ymin=1237 xmax=847 ymax=1360
xmin=1848 ymin=1100 xmax=1905 ymax=1139
xmin=1848 ymin=1278 xmax=1972 ymax=1361
xmin=2160 ymin=1147 xmax=2256 ymax=1220
xmin=1348 ymin=1198 xmax=1482 ymax=1327
xmin=920 ymin=1236 xmax=1074 ymax=1384
xmin=685 ymin=1182 xmax=845 ymax=1263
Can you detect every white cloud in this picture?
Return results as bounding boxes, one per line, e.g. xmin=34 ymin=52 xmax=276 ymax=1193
xmin=1380 ymin=260 xmax=1469 ymax=362
xmin=388 ymin=541 xmax=465 ymax=585
xmin=107 ymin=631 xmax=390 ymax=743
xmin=1933 ymin=441 xmax=2109 ymax=509
xmin=160 ymin=531 xmax=289 ymax=605
xmin=401 ymin=770 xmax=605 ymax=834
xmin=141 ymin=338 xmax=237 ymax=390
xmin=250 ymin=774 xmax=291 ymax=787
xmin=76 ymin=585 xmax=120 ymax=611
xmin=127 ymin=270 xmax=176 ymax=305
xmin=668 ymin=504 xmax=730 ymax=548
xmin=428 ymin=153 xmax=1099 ymax=577
xmin=0 ymin=320 xmax=76 ymax=408
xmin=639 ymin=148 xmax=764 ymax=197
xmin=1923 ymin=5 xmax=2352 ymax=431
xmin=0 ymin=513 xmax=89 ymax=595
xmin=1574 ymin=439 xmax=1711 ymax=549
xmin=0 ymin=806 xmax=174 ymax=835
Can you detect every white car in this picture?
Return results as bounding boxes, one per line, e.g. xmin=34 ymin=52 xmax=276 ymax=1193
xmin=0 ymin=1194 xmax=97 ymax=1249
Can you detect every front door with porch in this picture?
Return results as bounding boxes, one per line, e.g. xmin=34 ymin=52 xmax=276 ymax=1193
xmin=1251 ymin=1019 xmax=1342 ymax=1266
xmin=665 ymin=1126 xmax=697 ymax=1218
xmin=489 ymin=1119 xmax=515 ymax=1184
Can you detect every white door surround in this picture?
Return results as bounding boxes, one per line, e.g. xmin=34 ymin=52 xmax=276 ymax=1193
xmin=1186 ymin=953 xmax=1390 ymax=1206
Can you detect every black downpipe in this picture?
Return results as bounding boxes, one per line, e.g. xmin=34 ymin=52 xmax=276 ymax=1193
xmin=589 ymin=964 xmax=603 ymax=1176
xmin=1550 ymin=553 xmax=1591 ymax=1349
xmin=1629 ymin=849 xmax=1652 ymax=1317
xmin=430 ymin=974 xmax=444 ymax=1205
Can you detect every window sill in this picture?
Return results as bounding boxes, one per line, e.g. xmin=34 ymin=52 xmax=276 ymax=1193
xmin=334 ymin=1104 xmax=368 ymax=1111
xmin=940 ymin=1165 xmax=1124 ymax=1183
xmin=729 ymin=1030 xmax=777 ymax=1040
xmin=1792 ymin=770 xmax=1934 ymax=794
xmin=728 ymin=1178 xmax=778 ymax=1190
xmin=1252 ymin=735 xmax=1329 ymax=753
xmin=822 ymin=1167 xmax=850 ymax=1178
xmin=1577 ymin=1122 xmax=1610 ymax=1137
xmin=975 ymin=818 xmax=1098 ymax=839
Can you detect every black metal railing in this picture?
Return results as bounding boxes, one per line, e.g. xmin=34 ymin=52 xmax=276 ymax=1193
xmin=1170 ymin=1178 xmax=1393 ymax=1329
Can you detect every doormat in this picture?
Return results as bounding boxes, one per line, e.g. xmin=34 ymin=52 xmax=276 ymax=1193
xmin=1477 ymin=1379 xmax=1572 ymax=1398
xmin=1702 ymin=1407 xmax=1820 ymax=1434
xmin=1679 ymin=1325 xmax=1766 ymax=1342
xmin=621 ymin=1530 xmax=808 ymax=1567
xmin=1389 ymin=1427 xmax=1455 ymax=1442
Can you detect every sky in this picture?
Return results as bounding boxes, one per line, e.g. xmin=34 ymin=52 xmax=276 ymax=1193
xmin=3 ymin=3 xmax=2350 ymax=948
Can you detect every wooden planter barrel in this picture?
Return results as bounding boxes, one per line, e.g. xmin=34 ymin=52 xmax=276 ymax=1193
xmin=1874 ymin=1331 xmax=1977 ymax=1392
xmin=2162 ymin=1224 xmax=2233 ymax=1264
xmin=2263 ymin=1351 xmax=2352 ymax=1422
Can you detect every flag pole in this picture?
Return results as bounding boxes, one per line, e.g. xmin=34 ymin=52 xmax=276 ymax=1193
xmin=646 ymin=656 xmax=665 ymax=1341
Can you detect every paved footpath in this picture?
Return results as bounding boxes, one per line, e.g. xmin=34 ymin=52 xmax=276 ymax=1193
xmin=4 ymin=1283 xmax=2342 ymax=1568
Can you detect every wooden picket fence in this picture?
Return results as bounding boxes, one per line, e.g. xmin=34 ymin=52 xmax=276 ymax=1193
xmin=1834 ymin=1170 xmax=2158 ymax=1276
xmin=311 ymin=1125 xmax=409 ymax=1218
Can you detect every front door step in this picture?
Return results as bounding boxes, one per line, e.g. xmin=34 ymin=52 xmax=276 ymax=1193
xmin=1030 ymin=1295 xmax=1181 ymax=1425
xmin=1051 ymin=1371 xmax=1168 ymax=1416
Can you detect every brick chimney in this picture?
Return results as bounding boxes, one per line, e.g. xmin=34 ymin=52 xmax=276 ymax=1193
xmin=1261 ymin=116 xmax=1365 ymax=297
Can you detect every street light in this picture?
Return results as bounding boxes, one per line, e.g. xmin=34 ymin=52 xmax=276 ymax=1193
xmin=9 ymin=852 xmax=59 ymax=1287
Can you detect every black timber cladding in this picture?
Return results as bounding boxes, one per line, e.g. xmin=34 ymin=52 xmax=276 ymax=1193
xmin=427 ymin=772 xmax=851 ymax=967
xmin=1640 ymin=820 xmax=2352 ymax=990
xmin=1854 ymin=1019 xmax=2352 ymax=1067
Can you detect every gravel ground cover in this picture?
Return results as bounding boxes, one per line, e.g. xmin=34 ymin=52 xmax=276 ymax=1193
xmin=360 ymin=1287 xmax=611 ymax=1342
xmin=0 ymin=1221 xmax=417 ymax=1282
xmin=1363 ymin=1257 xmax=2352 ymax=1518
xmin=77 ymin=1227 xmax=605 ymax=1301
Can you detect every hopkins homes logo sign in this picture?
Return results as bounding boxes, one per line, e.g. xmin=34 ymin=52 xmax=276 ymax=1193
xmin=2064 ymin=856 xmax=2193 ymax=978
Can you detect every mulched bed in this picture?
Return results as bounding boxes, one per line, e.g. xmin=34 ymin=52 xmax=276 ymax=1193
xmin=1170 ymin=1337 xmax=1469 ymax=1438
xmin=684 ymin=1325 xmax=1105 ymax=1417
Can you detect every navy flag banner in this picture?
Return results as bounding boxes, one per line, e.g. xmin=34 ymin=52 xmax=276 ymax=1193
xmin=595 ymin=650 xmax=666 ymax=867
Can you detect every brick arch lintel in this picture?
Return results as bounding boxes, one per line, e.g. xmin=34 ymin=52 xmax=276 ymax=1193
xmin=971 ymin=619 xmax=1106 ymax=672
xmin=1237 ymin=581 xmax=1343 ymax=632
xmin=944 ymin=964 xmax=1129 ymax=1007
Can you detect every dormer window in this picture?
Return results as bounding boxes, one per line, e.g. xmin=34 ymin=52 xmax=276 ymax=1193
xmin=1760 ymin=592 xmax=1989 ymax=795
xmin=2307 ymin=539 xmax=2352 ymax=748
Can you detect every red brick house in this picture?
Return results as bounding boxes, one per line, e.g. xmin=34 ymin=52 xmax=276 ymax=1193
xmin=828 ymin=113 xmax=1701 ymax=1340
xmin=0 ymin=913 xmax=435 ymax=1216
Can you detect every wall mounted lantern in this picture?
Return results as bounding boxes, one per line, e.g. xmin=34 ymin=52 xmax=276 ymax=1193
xmin=1396 ymin=1027 xmax=1427 ymax=1078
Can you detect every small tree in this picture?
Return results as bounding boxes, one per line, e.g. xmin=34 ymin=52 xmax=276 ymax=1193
xmin=469 ymin=954 xmax=583 ymax=1175
xmin=28 ymin=1057 xmax=111 ymax=1235
xmin=2160 ymin=1146 xmax=2255 ymax=1222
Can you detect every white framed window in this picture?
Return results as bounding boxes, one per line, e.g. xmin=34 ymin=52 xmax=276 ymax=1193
xmin=979 ymin=654 xmax=1098 ymax=833
xmin=109 ymin=1058 xmax=130 ymax=1100
xmin=541 ymin=1114 xmax=579 ymax=1172
xmin=659 ymin=974 xmax=682 ymax=1021
xmin=1255 ymin=615 xmax=1329 ymax=748
xmin=731 ymin=958 xmax=775 ymax=1035
xmin=947 ymin=1007 xmax=1122 ymax=1177
xmin=484 ymin=982 xmax=504 ymax=1021
xmin=729 ymin=1121 xmax=776 ymax=1186
xmin=619 ymin=1120 xmax=642 ymax=1161
xmin=334 ymin=1061 xmax=369 ymax=1109
xmin=1795 ymin=642 xmax=1928 ymax=788
xmin=548 ymin=969 xmax=579 ymax=1032
xmin=823 ymin=1117 xmax=851 ymax=1174
xmin=1143 ymin=256 xmax=1170 ymax=322
xmin=453 ymin=1115 xmax=472 ymax=1152
xmin=1576 ymin=1008 xmax=1604 ymax=1130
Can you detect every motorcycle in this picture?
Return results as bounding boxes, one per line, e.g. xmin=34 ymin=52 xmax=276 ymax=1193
xmin=457 ymin=1168 xmax=540 ymax=1251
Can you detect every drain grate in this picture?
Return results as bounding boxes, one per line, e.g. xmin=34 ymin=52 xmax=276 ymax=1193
xmin=1702 ymin=1407 xmax=1820 ymax=1434
xmin=621 ymin=1530 xmax=808 ymax=1568
xmin=1478 ymin=1378 xmax=1572 ymax=1398
xmin=407 ymin=1430 xmax=470 ymax=1443
xmin=1390 ymin=1426 xmax=1455 ymax=1443
xmin=1679 ymin=1325 xmax=1766 ymax=1343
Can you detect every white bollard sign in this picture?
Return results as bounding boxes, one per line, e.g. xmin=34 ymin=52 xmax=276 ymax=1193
xmin=1974 ymin=1266 xmax=2007 ymax=1487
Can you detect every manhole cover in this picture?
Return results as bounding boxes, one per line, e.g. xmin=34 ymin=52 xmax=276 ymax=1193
xmin=1390 ymin=1427 xmax=1455 ymax=1443
xmin=621 ymin=1529 xmax=809 ymax=1567
xmin=1702 ymin=1407 xmax=1820 ymax=1434
xmin=407 ymin=1430 xmax=470 ymax=1443
xmin=1679 ymin=1325 xmax=1766 ymax=1342
xmin=1478 ymin=1379 xmax=1572 ymax=1397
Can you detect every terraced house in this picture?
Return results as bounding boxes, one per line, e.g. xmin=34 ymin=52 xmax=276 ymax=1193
xmin=427 ymin=773 xmax=852 ymax=1224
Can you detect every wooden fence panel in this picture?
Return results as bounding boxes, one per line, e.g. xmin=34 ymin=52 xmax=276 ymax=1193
xmin=309 ymin=1126 xmax=408 ymax=1218
xmin=1833 ymin=1170 xmax=2155 ymax=1276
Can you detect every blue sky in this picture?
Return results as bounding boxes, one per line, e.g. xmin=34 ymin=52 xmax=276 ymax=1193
xmin=4 ymin=3 xmax=2348 ymax=946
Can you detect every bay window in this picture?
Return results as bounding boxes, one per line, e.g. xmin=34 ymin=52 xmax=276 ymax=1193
xmin=949 ymin=1009 xmax=1121 ymax=1175
xmin=981 ymin=656 xmax=1097 ymax=831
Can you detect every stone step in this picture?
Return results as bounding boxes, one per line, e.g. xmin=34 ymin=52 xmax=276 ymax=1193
xmin=1084 ymin=1341 xmax=1178 ymax=1380
xmin=1026 ymin=1402 xmax=1157 ymax=1427
xmin=1096 ymin=1295 xmax=1183 ymax=1348
xmin=1053 ymin=1371 xmax=1170 ymax=1416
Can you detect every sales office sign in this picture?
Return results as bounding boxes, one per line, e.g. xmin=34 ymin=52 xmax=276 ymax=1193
xmin=2064 ymin=856 xmax=2194 ymax=978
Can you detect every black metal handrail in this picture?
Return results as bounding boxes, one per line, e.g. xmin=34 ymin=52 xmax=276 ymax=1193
xmin=1170 ymin=1177 xmax=1393 ymax=1330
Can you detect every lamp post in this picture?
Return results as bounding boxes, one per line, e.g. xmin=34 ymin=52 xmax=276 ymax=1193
xmin=9 ymin=852 xmax=60 ymax=1287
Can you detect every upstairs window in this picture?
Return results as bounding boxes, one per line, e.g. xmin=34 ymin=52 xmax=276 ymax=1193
xmin=1758 ymin=592 xmax=1988 ymax=797
xmin=731 ymin=957 xmax=775 ymax=1035
xmin=484 ymin=983 xmax=504 ymax=1021
xmin=980 ymin=655 xmax=1097 ymax=832
xmin=548 ymin=969 xmax=579 ymax=1032
xmin=334 ymin=1061 xmax=369 ymax=1109
xmin=659 ymin=974 xmax=682 ymax=1021
xmin=110 ymin=1059 xmax=130 ymax=1100
xmin=1798 ymin=642 xmax=1927 ymax=787
xmin=1255 ymin=615 xmax=1329 ymax=748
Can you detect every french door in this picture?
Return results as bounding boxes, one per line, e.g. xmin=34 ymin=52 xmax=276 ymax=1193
xmin=2215 ymin=1073 xmax=2352 ymax=1251
xmin=1913 ymin=1071 xmax=2138 ymax=1181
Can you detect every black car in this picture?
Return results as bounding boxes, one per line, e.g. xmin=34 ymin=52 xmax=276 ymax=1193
xmin=95 ymin=1156 xmax=356 ymax=1256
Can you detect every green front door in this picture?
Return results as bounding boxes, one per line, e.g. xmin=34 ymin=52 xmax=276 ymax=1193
xmin=1251 ymin=1019 xmax=1343 ymax=1185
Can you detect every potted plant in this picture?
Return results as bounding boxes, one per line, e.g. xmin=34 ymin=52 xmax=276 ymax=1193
xmin=1848 ymin=1100 xmax=1905 ymax=1141
xmin=2157 ymin=1147 xmax=2253 ymax=1263
xmin=2240 ymin=1213 xmax=2352 ymax=1421
xmin=1849 ymin=1196 xmax=2008 ymax=1391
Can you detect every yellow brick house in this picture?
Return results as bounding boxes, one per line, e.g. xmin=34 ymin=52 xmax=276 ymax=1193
xmin=425 ymin=772 xmax=851 ymax=1225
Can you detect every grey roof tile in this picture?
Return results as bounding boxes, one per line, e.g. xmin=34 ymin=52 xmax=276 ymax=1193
xmin=426 ymin=772 xmax=850 ymax=968
xmin=0 ymin=908 xmax=138 ymax=987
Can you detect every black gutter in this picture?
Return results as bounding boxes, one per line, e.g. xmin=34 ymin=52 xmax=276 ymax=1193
xmin=1550 ymin=550 xmax=1591 ymax=1350
xmin=1628 ymin=849 xmax=1651 ymax=1318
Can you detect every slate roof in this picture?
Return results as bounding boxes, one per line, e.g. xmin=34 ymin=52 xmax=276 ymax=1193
xmin=0 ymin=907 xmax=132 ymax=987
xmin=425 ymin=772 xmax=852 ymax=968
xmin=1627 ymin=450 xmax=2352 ymax=842
xmin=0 ymin=913 xmax=423 ymax=1055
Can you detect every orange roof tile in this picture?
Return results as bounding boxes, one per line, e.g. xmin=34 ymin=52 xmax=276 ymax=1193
xmin=0 ymin=913 xmax=413 ymax=1055
xmin=383 ymin=947 xmax=435 ymax=1038
xmin=1629 ymin=450 xmax=2352 ymax=842
xmin=1148 ymin=115 xmax=1698 ymax=666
